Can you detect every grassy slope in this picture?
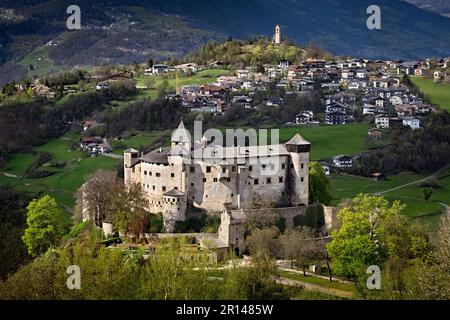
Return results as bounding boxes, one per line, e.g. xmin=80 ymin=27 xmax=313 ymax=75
xmin=0 ymin=132 xmax=117 ymax=208
xmin=411 ymin=76 xmax=450 ymax=111
xmin=329 ymin=169 xmax=450 ymax=230
xmin=17 ymin=46 xmax=55 ymax=79
xmin=278 ymin=123 xmax=371 ymax=161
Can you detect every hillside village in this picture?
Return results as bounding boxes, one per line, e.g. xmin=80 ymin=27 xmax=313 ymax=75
xmin=1 ymin=24 xmax=450 ymax=301
xmin=71 ymin=38 xmax=449 ymax=173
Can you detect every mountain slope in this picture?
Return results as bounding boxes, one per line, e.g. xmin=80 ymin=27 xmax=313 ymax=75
xmin=1 ymin=0 xmax=450 ymax=86
xmin=403 ymin=0 xmax=450 ymax=17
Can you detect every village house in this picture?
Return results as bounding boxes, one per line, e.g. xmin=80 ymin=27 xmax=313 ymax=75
xmin=31 ymin=84 xmax=56 ymax=99
xmin=402 ymin=117 xmax=421 ymax=130
xmin=375 ymin=115 xmax=390 ymax=129
xmin=295 ymin=111 xmax=314 ymax=125
xmin=325 ymin=102 xmax=348 ymax=125
xmin=368 ymin=128 xmax=383 ymax=140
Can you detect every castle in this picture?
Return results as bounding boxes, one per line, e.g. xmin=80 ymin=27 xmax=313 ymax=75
xmin=124 ymin=122 xmax=310 ymax=231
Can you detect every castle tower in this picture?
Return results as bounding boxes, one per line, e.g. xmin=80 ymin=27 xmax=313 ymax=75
xmin=285 ymin=134 xmax=310 ymax=206
xmin=162 ymin=189 xmax=187 ymax=232
xmin=274 ymin=25 xmax=281 ymax=45
xmin=171 ymin=121 xmax=191 ymax=156
xmin=124 ymin=148 xmax=140 ymax=187
xmin=219 ymin=209 xmax=246 ymax=256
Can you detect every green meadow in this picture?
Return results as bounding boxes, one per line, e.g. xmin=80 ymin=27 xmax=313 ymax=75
xmin=329 ymin=168 xmax=450 ymax=230
xmin=278 ymin=123 xmax=372 ymax=160
xmin=411 ymin=76 xmax=450 ymax=111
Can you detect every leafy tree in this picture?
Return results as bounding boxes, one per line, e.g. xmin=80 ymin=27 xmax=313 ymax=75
xmin=327 ymin=194 xmax=406 ymax=279
xmin=309 ymin=162 xmax=332 ymax=205
xmin=22 ymin=195 xmax=68 ymax=257
xmin=111 ymin=184 xmax=151 ymax=237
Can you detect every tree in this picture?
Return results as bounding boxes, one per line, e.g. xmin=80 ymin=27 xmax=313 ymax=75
xmin=311 ymin=236 xmax=333 ymax=282
xmin=75 ymin=170 xmax=121 ymax=226
xmin=309 ymin=162 xmax=332 ymax=205
xmin=22 ymin=195 xmax=68 ymax=257
xmin=422 ymin=188 xmax=433 ymax=202
xmin=157 ymin=79 xmax=170 ymax=98
xmin=326 ymin=194 xmax=406 ymax=279
xmin=145 ymin=78 xmax=153 ymax=90
xmin=280 ymin=227 xmax=315 ymax=276
xmin=110 ymin=184 xmax=151 ymax=237
xmin=246 ymin=228 xmax=281 ymax=258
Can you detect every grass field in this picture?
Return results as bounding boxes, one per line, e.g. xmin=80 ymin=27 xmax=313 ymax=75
xmin=278 ymin=123 xmax=372 ymax=160
xmin=0 ymin=131 xmax=120 ymax=209
xmin=111 ymin=131 xmax=170 ymax=154
xmin=411 ymin=76 xmax=450 ymax=111
xmin=329 ymin=168 xmax=450 ymax=230
xmin=17 ymin=46 xmax=55 ymax=78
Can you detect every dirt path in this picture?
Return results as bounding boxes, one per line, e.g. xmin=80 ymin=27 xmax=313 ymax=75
xmin=2 ymin=172 xmax=19 ymax=178
xmin=277 ymin=277 xmax=354 ymax=299
xmin=374 ymin=165 xmax=450 ymax=196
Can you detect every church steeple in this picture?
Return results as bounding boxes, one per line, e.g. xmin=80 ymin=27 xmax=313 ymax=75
xmin=274 ymin=24 xmax=281 ymax=45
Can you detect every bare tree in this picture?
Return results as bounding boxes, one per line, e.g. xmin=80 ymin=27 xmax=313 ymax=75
xmin=245 ymin=208 xmax=281 ymax=232
xmin=280 ymin=226 xmax=315 ymax=276
xmin=311 ymin=237 xmax=333 ymax=282
xmin=75 ymin=170 xmax=122 ymax=227
xmin=246 ymin=228 xmax=282 ymax=258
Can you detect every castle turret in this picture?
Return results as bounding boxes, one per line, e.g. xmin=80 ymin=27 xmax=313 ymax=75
xmin=124 ymin=148 xmax=140 ymax=186
xmin=285 ymin=134 xmax=310 ymax=206
xmin=162 ymin=189 xmax=187 ymax=232
xmin=219 ymin=209 xmax=245 ymax=256
xmin=171 ymin=121 xmax=191 ymax=156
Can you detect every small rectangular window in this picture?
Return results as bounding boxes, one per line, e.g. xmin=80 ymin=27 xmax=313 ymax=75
xmin=279 ymin=177 xmax=284 ymax=183
xmin=162 ymin=186 xmax=166 ymax=192
xmin=266 ymin=178 xmax=271 ymax=184
xmin=190 ymin=166 xmax=195 ymax=173
xmin=171 ymin=173 xmax=175 ymax=178
xmin=206 ymin=166 xmax=211 ymax=173
xmin=282 ymin=163 xmax=286 ymax=170
xmin=213 ymin=178 xmax=218 ymax=182
xmin=249 ymin=165 xmax=253 ymax=172
xmin=254 ymin=179 xmax=259 ymax=185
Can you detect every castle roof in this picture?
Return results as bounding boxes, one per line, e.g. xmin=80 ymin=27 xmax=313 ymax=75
xmin=285 ymin=133 xmax=310 ymax=146
xmin=124 ymin=148 xmax=139 ymax=153
xmin=141 ymin=147 xmax=169 ymax=164
xmin=163 ymin=189 xmax=185 ymax=197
